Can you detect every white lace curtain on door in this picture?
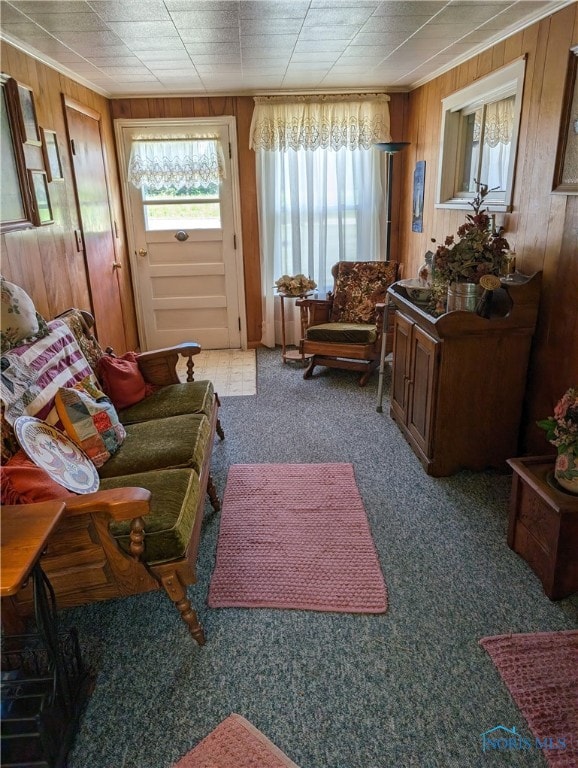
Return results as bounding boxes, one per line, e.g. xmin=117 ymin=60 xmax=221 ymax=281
xmin=128 ymin=137 xmax=225 ymax=192
xmin=250 ymin=94 xmax=391 ymax=348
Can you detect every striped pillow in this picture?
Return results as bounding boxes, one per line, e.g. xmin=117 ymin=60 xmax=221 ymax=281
xmin=1 ymin=319 xmax=93 ymax=427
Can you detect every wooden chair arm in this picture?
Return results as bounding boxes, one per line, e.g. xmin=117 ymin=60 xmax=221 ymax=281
xmin=297 ymin=298 xmax=333 ymax=327
xmin=136 ymin=343 xmax=202 ymax=385
xmin=62 ymin=487 xmax=151 ymax=521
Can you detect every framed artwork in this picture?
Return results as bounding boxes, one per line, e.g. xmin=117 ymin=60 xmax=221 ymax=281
xmin=14 ymin=82 xmax=41 ymax=146
xmin=40 ymin=127 xmax=63 ymax=181
xmin=28 ymin=169 xmax=53 ymax=225
xmin=0 ymin=75 xmax=34 ymax=232
xmin=412 ymin=160 xmax=426 ymax=233
xmin=553 ymin=46 xmax=578 ymax=193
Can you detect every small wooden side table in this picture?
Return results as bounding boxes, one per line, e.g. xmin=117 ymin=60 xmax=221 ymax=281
xmin=278 ymin=291 xmax=315 ymax=364
xmin=507 ymin=456 xmax=578 ymax=600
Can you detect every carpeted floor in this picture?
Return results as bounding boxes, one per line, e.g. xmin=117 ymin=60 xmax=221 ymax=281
xmin=64 ymin=348 xmax=577 ymax=768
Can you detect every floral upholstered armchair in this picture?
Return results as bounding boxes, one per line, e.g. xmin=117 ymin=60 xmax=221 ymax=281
xmin=297 ymin=261 xmax=400 ymax=386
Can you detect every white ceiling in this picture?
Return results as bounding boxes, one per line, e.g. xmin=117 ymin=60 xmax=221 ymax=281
xmin=0 ymin=0 xmax=572 ymax=97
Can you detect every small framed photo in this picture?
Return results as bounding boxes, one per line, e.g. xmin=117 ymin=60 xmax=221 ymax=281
xmin=553 ymin=46 xmax=578 ymax=193
xmin=40 ymin=127 xmax=63 ymax=181
xmin=28 ymin=169 xmax=53 ymax=225
xmin=15 ymin=82 xmax=41 ymax=146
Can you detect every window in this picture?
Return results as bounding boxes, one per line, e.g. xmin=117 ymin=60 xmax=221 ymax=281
xmin=127 ymin=137 xmax=224 ymax=230
xmin=436 ymin=59 xmax=525 ymax=212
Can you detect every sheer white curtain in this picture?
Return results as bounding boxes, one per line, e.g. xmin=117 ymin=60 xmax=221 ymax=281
xmin=251 ymin=94 xmax=390 ymax=348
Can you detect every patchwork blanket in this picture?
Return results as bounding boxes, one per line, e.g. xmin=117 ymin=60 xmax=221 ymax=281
xmin=1 ymin=320 xmax=93 ymax=426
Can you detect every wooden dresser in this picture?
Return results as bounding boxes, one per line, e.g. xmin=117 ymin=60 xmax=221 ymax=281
xmin=386 ymin=273 xmax=541 ymax=477
xmin=507 ymin=456 xmax=578 ymax=600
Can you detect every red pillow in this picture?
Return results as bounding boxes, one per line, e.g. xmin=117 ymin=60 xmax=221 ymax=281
xmin=97 ymin=352 xmax=147 ymax=410
xmin=1 ymin=450 xmax=78 ymax=505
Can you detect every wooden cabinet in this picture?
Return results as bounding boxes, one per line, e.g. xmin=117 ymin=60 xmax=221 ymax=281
xmin=507 ymin=456 xmax=578 ymax=600
xmin=387 ymin=273 xmax=541 ymax=476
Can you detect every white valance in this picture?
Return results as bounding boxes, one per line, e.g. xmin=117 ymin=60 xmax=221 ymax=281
xmin=249 ymin=93 xmax=391 ymax=151
xmin=128 ymin=137 xmax=225 ymax=191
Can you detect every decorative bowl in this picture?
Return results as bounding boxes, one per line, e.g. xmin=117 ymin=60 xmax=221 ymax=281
xmin=398 ymin=278 xmax=432 ymax=304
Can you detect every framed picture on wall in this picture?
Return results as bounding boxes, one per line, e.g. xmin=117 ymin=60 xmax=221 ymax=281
xmin=14 ymin=82 xmax=41 ymax=146
xmin=40 ymin=127 xmax=63 ymax=181
xmin=28 ymin=169 xmax=53 ymax=225
xmin=412 ymin=160 xmax=426 ymax=233
xmin=0 ymin=75 xmax=34 ymax=232
xmin=553 ymin=46 xmax=578 ymax=193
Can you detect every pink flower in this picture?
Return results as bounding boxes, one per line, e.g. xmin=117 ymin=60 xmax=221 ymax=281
xmin=555 ymin=452 xmax=569 ymax=472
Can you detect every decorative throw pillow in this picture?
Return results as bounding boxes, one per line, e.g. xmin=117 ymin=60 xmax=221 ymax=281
xmin=55 ymin=375 xmax=126 ymax=467
xmin=0 ymin=276 xmax=50 ymax=354
xmin=0 ymin=450 xmax=78 ymax=505
xmin=97 ymin=352 xmax=148 ymax=410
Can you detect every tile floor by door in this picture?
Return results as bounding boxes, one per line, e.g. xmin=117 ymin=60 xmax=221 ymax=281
xmin=177 ymin=349 xmax=257 ymax=396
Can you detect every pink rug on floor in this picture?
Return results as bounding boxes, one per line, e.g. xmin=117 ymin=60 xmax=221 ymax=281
xmin=208 ymin=463 xmax=387 ymax=613
xmin=172 ymin=714 xmax=299 ymax=768
xmin=480 ymin=630 xmax=578 ymax=768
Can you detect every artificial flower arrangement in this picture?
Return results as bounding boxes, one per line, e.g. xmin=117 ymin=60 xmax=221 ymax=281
xmin=431 ymin=182 xmax=510 ymax=286
xmin=537 ymin=386 xmax=578 ymax=492
xmin=275 ymin=274 xmax=317 ymax=296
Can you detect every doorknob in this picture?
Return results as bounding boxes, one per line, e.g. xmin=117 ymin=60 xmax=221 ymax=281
xmin=137 ymin=248 xmax=148 ymax=257
xmin=112 ymin=261 xmax=122 ymax=270
xmin=174 ymin=230 xmax=189 ymax=242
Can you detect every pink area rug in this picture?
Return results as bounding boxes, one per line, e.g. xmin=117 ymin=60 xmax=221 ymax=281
xmin=480 ymin=630 xmax=578 ymax=768
xmin=172 ymin=714 xmax=299 ymax=768
xmin=208 ymin=463 xmax=387 ymax=613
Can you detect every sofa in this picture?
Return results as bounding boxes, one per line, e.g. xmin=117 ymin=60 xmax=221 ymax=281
xmin=1 ymin=301 xmax=223 ymax=646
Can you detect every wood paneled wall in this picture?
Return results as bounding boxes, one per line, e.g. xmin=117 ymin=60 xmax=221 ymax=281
xmin=1 ymin=41 xmax=138 ymax=350
xmin=397 ymin=4 xmax=578 ymax=454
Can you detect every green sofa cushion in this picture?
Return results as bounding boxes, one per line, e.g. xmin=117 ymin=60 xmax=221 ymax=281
xmin=101 ymin=468 xmax=201 ymax=563
xmin=118 ymin=380 xmax=214 ymax=424
xmin=97 ymin=413 xmax=211 ymax=479
xmin=305 ymin=322 xmax=377 ymax=344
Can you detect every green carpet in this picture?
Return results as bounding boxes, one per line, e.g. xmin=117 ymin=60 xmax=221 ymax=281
xmin=64 ymin=349 xmax=577 ymax=768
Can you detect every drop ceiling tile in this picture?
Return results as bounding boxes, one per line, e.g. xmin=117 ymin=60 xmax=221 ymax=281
xmin=360 ymin=15 xmax=433 ymax=33
xmin=184 ymin=42 xmax=241 ymax=55
xmin=56 ymin=30 xmax=125 ymax=47
xmin=98 ymin=66 xmax=154 ymax=76
xmin=137 ymin=50 xmax=193 ymax=62
xmin=178 ymin=27 xmax=239 ymax=43
xmin=165 ymin=0 xmax=238 ymax=9
xmin=239 ymin=2 xmax=310 ymax=19
xmin=294 ymin=39 xmax=349 ymax=53
xmin=106 ymin=21 xmax=179 ymax=40
xmin=85 ymin=55 xmax=145 ymax=67
xmin=89 ymin=1 xmax=172 ymax=21
xmin=125 ymin=37 xmax=184 ymax=51
xmin=303 ymin=7 xmax=375 ymax=26
xmin=372 ymin=1 xmax=446 ymax=16
xmin=0 ymin=21 xmax=48 ymax=39
xmin=192 ymin=52 xmax=241 ymax=66
xmin=108 ymin=73 xmax=161 ymax=82
xmin=240 ymin=34 xmax=298 ymax=48
xmin=145 ymin=61 xmax=197 ymax=71
xmin=239 ymin=18 xmax=304 ymax=34
xmin=350 ymin=31 xmax=420 ymax=46
xmin=11 ymin=1 xmax=93 ymax=13
xmin=194 ymin=64 xmax=244 ymax=74
xmin=169 ymin=10 xmax=239 ymax=28
xmin=417 ymin=23 xmax=482 ymax=39
xmin=241 ymin=53 xmax=291 ymax=64
xmin=0 ymin=3 xmax=28 ymax=23
xmin=310 ymin=0 xmax=379 ymax=7
xmin=20 ymin=12 xmax=109 ymax=32
xmin=290 ymin=52 xmax=341 ymax=63
xmin=298 ymin=25 xmax=359 ymax=40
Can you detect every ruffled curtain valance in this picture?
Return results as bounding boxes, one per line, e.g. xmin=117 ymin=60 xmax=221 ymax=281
xmin=473 ymin=96 xmax=515 ymax=148
xmin=249 ymin=93 xmax=391 ymax=151
xmin=128 ymin=136 xmax=225 ymax=191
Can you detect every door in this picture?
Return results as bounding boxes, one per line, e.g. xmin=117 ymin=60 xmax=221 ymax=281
xmin=64 ymin=97 xmax=127 ymax=355
xmin=116 ymin=119 xmax=245 ymax=351
xmin=390 ymin=312 xmax=413 ymax=425
xmin=407 ymin=325 xmax=438 ymax=457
